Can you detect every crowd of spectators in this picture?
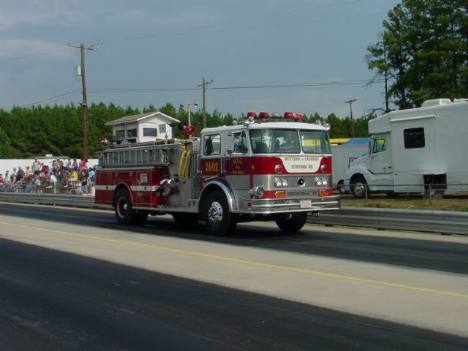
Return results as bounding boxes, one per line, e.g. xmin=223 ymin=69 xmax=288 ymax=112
xmin=0 ymin=158 xmax=96 ymax=195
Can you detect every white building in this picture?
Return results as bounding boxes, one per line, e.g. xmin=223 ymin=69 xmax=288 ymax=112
xmin=105 ymin=111 xmax=180 ymax=144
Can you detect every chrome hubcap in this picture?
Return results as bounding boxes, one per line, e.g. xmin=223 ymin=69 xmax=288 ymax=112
xmin=354 ymin=182 xmax=365 ymax=196
xmin=208 ymin=201 xmax=223 ymax=224
xmin=117 ymin=199 xmax=128 ymax=217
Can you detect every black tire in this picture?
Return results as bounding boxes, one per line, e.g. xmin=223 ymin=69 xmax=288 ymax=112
xmin=203 ymin=191 xmax=236 ymax=236
xmin=114 ymin=188 xmax=134 ymax=225
xmin=172 ymin=213 xmax=199 ymax=228
xmin=350 ymin=176 xmax=369 ymax=199
xmin=275 ymin=212 xmax=307 ymax=233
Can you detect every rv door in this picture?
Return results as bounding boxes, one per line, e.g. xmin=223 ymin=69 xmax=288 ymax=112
xmin=368 ymin=134 xmax=392 ymax=174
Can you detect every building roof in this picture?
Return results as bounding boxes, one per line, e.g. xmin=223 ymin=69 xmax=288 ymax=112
xmin=105 ymin=111 xmax=180 ymax=126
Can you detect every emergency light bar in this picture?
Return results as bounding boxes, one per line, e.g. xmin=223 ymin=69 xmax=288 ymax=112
xmin=245 ymin=111 xmax=305 ymax=122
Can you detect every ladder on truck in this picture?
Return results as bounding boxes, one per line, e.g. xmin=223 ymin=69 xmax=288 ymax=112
xmin=100 ymin=142 xmax=185 ymax=168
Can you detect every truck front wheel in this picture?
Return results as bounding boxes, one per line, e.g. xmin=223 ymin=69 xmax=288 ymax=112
xmin=350 ymin=176 xmax=369 ymax=199
xmin=203 ymin=191 xmax=236 ymax=236
xmin=275 ymin=212 xmax=307 ymax=233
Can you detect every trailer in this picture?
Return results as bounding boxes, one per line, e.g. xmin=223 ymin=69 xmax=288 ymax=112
xmin=95 ymin=112 xmax=340 ymax=235
xmin=345 ymin=99 xmax=468 ymax=198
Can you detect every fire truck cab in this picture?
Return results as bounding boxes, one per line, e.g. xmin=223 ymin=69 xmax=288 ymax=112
xmin=95 ymin=112 xmax=340 ymax=235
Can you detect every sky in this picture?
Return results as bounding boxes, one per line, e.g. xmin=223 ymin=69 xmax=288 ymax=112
xmin=0 ymin=0 xmax=400 ymax=118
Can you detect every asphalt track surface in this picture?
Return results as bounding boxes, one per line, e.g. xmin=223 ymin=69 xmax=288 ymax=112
xmin=0 ymin=202 xmax=467 ymax=350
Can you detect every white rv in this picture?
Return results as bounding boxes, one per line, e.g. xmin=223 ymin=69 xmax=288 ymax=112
xmin=345 ymin=99 xmax=468 ymax=198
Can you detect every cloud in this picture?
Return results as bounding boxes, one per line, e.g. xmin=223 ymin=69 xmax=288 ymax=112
xmin=114 ymin=9 xmax=216 ymax=30
xmin=0 ymin=1 xmax=86 ymax=30
xmin=0 ymin=40 xmax=73 ymax=60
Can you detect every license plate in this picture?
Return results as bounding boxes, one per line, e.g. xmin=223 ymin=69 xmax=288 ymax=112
xmin=300 ymin=200 xmax=312 ymax=209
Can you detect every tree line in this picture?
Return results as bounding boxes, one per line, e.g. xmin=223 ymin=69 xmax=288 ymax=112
xmin=367 ymin=0 xmax=467 ymax=110
xmin=0 ymin=103 xmax=369 ymax=158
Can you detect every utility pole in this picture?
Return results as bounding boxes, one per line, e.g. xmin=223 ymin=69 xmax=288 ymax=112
xmin=345 ymin=98 xmax=357 ymax=138
xmin=198 ymin=78 xmax=213 ymax=128
xmin=69 ymin=43 xmax=94 ymax=159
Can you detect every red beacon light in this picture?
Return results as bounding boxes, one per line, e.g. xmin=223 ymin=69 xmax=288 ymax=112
xmin=246 ymin=112 xmax=257 ymax=123
xmin=293 ymin=113 xmax=304 ymax=121
xmin=258 ymin=112 xmax=270 ymax=120
xmin=284 ymin=112 xmax=304 ymax=121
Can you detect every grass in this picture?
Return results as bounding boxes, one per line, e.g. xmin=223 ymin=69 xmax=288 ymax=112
xmin=341 ymin=196 xmax=468 ymax=212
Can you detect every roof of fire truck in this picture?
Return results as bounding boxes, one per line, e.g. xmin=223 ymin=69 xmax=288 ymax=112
xmin=202 ymin=122 xmax=329 ymax=134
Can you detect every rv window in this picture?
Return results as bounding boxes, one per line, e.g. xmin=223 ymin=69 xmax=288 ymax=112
xmin=204 ymin=134 xmax=221 ymax=155
xmin=404 ymin=128 xmax=425 ymax=149
xmin=372 ymin=138 xmax=386 ymax=153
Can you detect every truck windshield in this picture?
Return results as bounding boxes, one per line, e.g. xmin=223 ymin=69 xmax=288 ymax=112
xmin=300 ymin=130 xmax=331 ymax=154
xmin=250 ymin=129 xmax=301 ymax=154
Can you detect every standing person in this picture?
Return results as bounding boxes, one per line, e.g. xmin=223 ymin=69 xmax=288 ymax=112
xmin=0 ymin=173 xmax=4 ymax=185
xmin=32 ymin=159 xmax=41 ymax=175
xmin=87 ymin=167 xmax=96 ymax=195
xmin=4 ymin=171 xmax=10 ymax=184
xmin=10 ymin=168 xmax=17 ymax=184
xmin=79 ymin=168 xmax=88 ymax=194
xmin=16 ymin=167 xmax=25 ymax=182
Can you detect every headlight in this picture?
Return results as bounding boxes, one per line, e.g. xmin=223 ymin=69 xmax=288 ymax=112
xmin=274 ymin=178 xmax=288 ymax=187
xmin=315 ymin=176 xmax=329 ymax=186
xmin=274 ymin=178 xmax=283 ymax=187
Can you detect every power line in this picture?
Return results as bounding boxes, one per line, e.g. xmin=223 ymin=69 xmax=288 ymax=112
xmin=22 ymin=89 xmax=81 ymax=107
xmin=20 ymin=79 xmax=385 ymax=107
xmin=88 ymin=79 xmax=384 ymax=94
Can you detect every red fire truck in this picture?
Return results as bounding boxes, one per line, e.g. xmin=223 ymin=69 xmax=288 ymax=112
xmin=95 ymin=112 xmax=340 ymax=235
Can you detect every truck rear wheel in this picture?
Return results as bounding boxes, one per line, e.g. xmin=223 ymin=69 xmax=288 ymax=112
xmin=275 ymin=212 xmax=307 ymax=233
xmin=203 ymin=191 xmax=236 ymax=236
xmin=115 ymin=188 xmax=134 ymax=225
xmin=114 ymin=188 xmax=147 ymax=225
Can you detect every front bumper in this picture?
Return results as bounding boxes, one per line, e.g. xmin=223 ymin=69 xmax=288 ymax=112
xmin=238 ymin=195 xmax=340 ymax=215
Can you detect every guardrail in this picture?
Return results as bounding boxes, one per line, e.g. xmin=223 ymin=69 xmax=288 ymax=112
xmin=0 ymin=192 xmax=98 ymax=208
xmin=0 ymin=193 xmax=467 ymax=235
xmin=310 ymin=207 xmax=468 ymax=235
